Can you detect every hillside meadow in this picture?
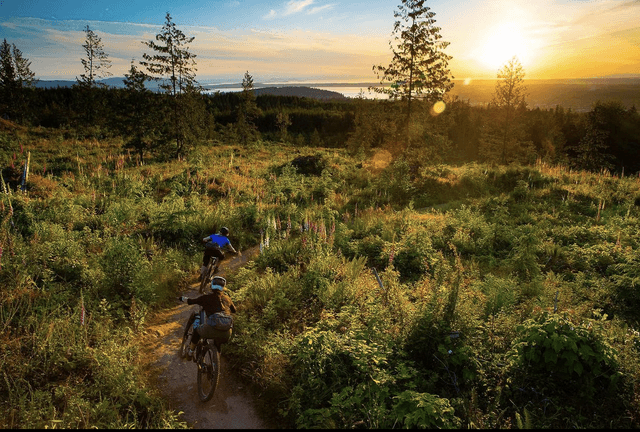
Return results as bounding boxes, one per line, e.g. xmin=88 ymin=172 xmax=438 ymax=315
xmin=1 ymin=123 xmax=640 ymax=428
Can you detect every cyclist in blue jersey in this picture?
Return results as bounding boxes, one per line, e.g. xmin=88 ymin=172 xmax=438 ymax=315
xmin=200 ymin=227 xmax=239 ymax=280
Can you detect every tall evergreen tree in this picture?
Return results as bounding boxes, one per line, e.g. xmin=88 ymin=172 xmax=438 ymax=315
xmin=141 ymin=13 xmax=201 ymax=158
xmin=75 ymin=26 xmax=112 ymax=126
xmin=121 ymin=61 xmax=156 ymax=159
xmin=236 ymin=71 xmax=261 ymax=145
xmin=491 ymin=56 xmax=527 ymax=163
xmin=372 ymin=0 xmax=453 ymax=147
xmin=0 ymin=39 xmax=36 ymax=121
xmin=77 ymin=25 xmax=112 ymax=87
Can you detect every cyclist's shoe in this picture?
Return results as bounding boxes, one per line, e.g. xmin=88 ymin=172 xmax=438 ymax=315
xmin=186 ymin=348 xmax=194 ymax=361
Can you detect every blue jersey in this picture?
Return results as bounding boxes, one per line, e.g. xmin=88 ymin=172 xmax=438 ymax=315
xmin=208 ymin=234 xmax=230 ymax=248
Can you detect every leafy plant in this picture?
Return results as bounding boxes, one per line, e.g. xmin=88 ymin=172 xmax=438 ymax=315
xmin=508 ymin=311 xmax=620 ymax=394
xmin=392 ymin=390 xmax=460 ymax=429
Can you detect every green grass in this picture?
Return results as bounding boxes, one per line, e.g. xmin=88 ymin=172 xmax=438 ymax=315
xmin=2 ymin=125 xmax=640 ymax=428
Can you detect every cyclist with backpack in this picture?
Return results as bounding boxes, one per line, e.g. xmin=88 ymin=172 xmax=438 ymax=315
xmin=200 ymin=227 xmax=240 ymax=280
xmin=179 ymin=276 xmax=236 ymax=360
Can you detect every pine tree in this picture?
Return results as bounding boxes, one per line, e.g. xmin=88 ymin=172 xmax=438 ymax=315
xmin=372 ymin=0 xmax=453 ymax=146
xmin=75 ymin=26 xmax=112 ymax=126
xmin=12 ymin=44 xmax=36 ymax=88
xmin=77 ymin=25 xmax=112 ymax=87
xmin=276 ymin=111 xmax=292 ymax=142
xmin=122 ymin=61 xmax=156 ymax=159
xmin=0 ymin=39 xmax=16 ymax=111
xmin=141 ymin=12 xmax=197 ymax=97
xmin=0 ymin=39 xmax=36 ymax=121
xmin=236 ymin=71 xmax=261 ymax=145
xmin=492 ymin=56 xmax=527 ymax=164
xmin=141 ymin=13 xmax=201 ymax=158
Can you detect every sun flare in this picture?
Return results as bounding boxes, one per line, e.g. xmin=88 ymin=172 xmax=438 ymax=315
xmin=475 ymin=22 xmax=535 ymax=72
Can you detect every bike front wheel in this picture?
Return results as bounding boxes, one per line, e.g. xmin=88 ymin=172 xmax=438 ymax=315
xmin=197 ymin=341 xmax=220 ymax=402
xmin=180 ymin=312 xmax=196 ymax=359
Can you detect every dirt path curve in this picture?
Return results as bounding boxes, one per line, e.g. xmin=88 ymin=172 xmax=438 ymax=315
xmin=142 ymin=246 xmax=268 ymax=429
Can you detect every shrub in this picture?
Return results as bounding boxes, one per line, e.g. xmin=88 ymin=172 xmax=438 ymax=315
xmin=508 ymin=311 xmax=621 ymax=396
xmin=477 ymin=275 xmax=517 ymax=318
xmin=392 ymin=390 xmax=460 ymax=429
xmin=99 ymin=237 xmax=148 ymax=305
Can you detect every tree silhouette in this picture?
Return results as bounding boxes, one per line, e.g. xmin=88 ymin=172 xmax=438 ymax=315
xmin=77 ymin=26 xmax=112 ymax=88
xmin=121 ymin=61 xmax=156 ymax=159
xmin=0 ymin=39 xmax=36 ymax=121
xmin=492 ymin=56 xmax=527 ymax=163
xmin=236 ymin=71 xmax=261 ymax=145
xmin=141 ymin=13 xmax=201 ymax=158
xmin=372 ymin=0 xmax=453 ymax=147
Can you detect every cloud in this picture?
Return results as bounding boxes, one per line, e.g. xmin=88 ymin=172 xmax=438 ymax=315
xmin=308 ymin=4 xmax=335 ymax=15
xmin=284 ymin=0 xmax=315 ymax=15
xmin=263 ymin=9 xmax=277 ymax=20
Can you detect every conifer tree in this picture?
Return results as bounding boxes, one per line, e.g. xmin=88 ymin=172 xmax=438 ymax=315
xmin=372 ymin=0 xmax=453 ymax=146
xmin=276 ymin=111 xmax=292 ymax=142
xmin=75 ymin=26 xmax=112 ymax=126
xmin=492 ymin=56 xmax=527 ymax=163
xmin=236 ymin=71 xmax=261 ymax=145
xmin=0 ymin=39 xmax=36 ymax=121
xmin=77 ymin=25 xmax=112 ymax=87
xmin=122 ymin=61 xmax=156 ymax=159
xmin=141 ymin=13 xmax=201 ymax=158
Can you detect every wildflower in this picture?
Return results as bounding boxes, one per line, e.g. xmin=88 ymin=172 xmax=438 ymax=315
xmin=80 ymin=298 xmax=85 ymax=326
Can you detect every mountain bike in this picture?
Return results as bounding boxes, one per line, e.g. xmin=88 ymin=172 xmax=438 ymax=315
xmin=179 ymin=309 xmax=222 ymax=402
xmin=199 ymin=256 xmax=219 ymax=294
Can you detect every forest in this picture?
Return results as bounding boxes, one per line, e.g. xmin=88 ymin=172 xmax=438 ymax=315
xmin=2 ymin=5 xmax=640 ymax=429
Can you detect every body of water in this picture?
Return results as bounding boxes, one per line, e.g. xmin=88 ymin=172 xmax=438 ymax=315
xmin=203 ymin=86 xmax=388 ymax=99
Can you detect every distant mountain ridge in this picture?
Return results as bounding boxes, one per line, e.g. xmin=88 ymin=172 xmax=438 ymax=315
xmin=31 ymin=77 xmax=640 ymax=110
xmin=32 ymin=79 xmax=349 ymax=100
xmin=252 ymin=86 xmax=347 ymax=100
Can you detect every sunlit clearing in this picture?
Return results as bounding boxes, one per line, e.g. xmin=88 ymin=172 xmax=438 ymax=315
xmin=476 ymin=22 xmax=534 ymax=71
xmin=368 ymin=150 xmax=392 ymax=172
xmin=430 ymin=101 xmax=446 ymax=116
xmin=463 ymin=78 xmax=472 ymax=85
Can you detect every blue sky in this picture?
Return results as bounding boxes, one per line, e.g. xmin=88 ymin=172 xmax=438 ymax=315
xmin=1 ymin=0 xmax=639 ymax=82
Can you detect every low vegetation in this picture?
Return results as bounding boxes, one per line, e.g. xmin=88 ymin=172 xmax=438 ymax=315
xmin=1 ymin=119 xmax=639 ymax=427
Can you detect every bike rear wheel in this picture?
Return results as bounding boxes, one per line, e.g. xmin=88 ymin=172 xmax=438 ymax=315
xmin=199 ymin=257 xmax=218 ymax=294
xmin=197 ymin=341 xmax=220 ymax=402
xmin=180 ymin=312 xmax=196 ymax=358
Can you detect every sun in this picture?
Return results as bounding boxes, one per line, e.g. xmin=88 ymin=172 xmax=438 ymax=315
xmin=475 ymin=22 xmax=534 ymax=72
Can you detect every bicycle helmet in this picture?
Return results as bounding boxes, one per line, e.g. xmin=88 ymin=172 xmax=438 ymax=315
xmin=219 ymin=227 xmax=229 ymax=236
xmin=211 ymin=276 xmax=227 ymax=292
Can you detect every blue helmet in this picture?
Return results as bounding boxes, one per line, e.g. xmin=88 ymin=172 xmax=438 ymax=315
xmin=211 ymin=276 xmax=227 ymax=292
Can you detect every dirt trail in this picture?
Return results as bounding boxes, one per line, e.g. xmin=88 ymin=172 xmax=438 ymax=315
xmin=142 ymin=247 xmax=268 ymax=429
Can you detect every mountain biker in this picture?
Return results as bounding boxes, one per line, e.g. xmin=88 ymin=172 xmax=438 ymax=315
xmin=180 ymin=276 xmax=236 ymax=360
xmin=200 ymin=227 xmax=240 ymax=280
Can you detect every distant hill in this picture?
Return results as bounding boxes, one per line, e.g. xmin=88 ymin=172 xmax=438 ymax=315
xmin=31 ymin=77 xmax=640 ymax=110
xmin=253 ymin=86 xmax=348 ymax=100
xmin=34 ymin=77 xmax=162 ymax=91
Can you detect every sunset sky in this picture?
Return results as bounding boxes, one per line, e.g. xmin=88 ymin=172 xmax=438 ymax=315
xmin=1 ymin=0 xmax=639 ymax=83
